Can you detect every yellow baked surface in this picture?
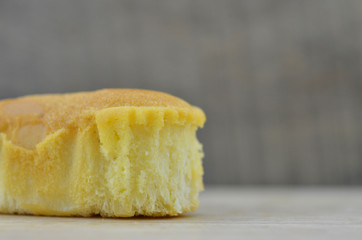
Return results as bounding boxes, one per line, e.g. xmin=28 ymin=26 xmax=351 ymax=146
xmin=0 ymin=89 xmax=206 ymax=217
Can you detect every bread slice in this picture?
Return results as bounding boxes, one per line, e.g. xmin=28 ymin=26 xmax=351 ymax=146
xmin=0 ymin=89 xmax=206 ymax=217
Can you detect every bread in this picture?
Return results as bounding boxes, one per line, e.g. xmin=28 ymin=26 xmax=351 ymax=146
xmin=0 ymin=89 xmax=206 ymax=217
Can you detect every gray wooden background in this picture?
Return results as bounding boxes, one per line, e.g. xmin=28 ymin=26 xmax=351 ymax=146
xmin=1 ymin=0 xmax=362 ymax=185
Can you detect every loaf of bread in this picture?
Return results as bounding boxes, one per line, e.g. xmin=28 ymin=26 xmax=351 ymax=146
xmin=0 ymin=89 xmax=206 ymax=217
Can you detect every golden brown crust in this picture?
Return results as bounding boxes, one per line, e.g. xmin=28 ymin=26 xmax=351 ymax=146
xmin=0 ymin=89 xmax=205 ymax=149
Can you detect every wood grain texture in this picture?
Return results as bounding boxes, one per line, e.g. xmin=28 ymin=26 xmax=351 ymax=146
xmin=1 ymin=187 xmax=362 ymax=240
xmin=0 ymin=0 xmax=362 ymax=184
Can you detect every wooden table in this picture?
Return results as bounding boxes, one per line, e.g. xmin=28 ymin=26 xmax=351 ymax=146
xmin=1 ymin=187 xmax=362 ymax=239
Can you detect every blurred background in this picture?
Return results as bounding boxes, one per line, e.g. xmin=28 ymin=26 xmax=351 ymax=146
xmin=1 ymin=0 xmax=361 ymax=185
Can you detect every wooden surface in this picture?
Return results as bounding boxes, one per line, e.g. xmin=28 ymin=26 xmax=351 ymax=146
xmin=1 ymin=0 xmax=362 ymax=185
xmin=1 ymin=187 xmax=362 ymax=240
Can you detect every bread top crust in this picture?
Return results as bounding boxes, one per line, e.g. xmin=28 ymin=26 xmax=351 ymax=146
xmin=0 ymin=89 xmax=206 ymax=149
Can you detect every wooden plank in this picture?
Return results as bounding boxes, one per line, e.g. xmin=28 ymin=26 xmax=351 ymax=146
xmin=0 ymin=187 xmax=362 ymax=240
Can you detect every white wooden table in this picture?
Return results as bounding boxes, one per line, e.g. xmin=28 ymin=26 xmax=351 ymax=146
xmin=1 ymin=187 xmax=362 ymax=240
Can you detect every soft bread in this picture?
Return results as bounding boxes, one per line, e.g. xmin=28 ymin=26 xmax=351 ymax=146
xmin=0 ymin=89 xmax=206 ymax=217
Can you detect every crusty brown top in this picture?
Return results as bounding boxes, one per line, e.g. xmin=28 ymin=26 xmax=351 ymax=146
xmin=0 ymin=89 xmax=205 ymax=149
